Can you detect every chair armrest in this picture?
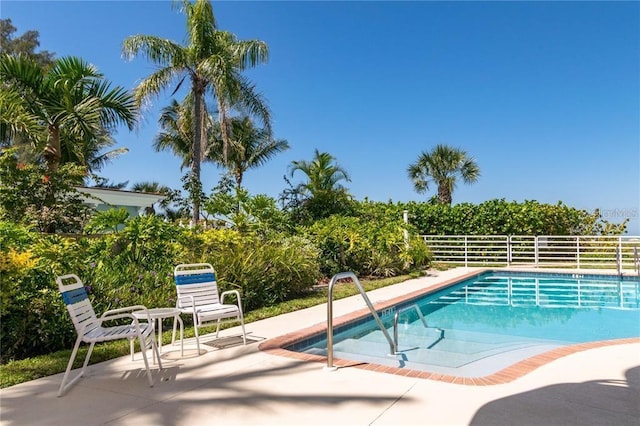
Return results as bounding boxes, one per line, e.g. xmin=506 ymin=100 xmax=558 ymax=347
xmin=78 ymin=312 xmax=146 ymax=336
xmin=101 ymin=305 xmax=152 ymax=324
xmin=176 ymin=295 xmax=196 ymax=309
xmin=220 ymin=290 xmax=242 ymax=305
xmin=101 ymin=305 xmax=148 ymax=318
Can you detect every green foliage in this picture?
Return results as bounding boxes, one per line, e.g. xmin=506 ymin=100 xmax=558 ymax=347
xmin=289 ymin=189 xmax=356 ymax=225
xmin=0 ymin=224 xmax=89 ymax=361
xmin=0 ymin=217 xmax=321 ymax=361
xmin=183 ymin=229 xmax=322 ymax=310
xmin=84 ymin=215 xmax=186 ymax=314
xmin=122 ymin=0 xmax=271 ymax=222
xmin=283 ymin=149 xmax=355 ymax=224
xmin=0 ymin=54 xmax=137 ymax=176
xmin=407 ymin=144 xmax=480 ymax=204
xmin=84 ymin=208 xmax=130 ymax=233
xmin=0 ymin=19 xmax=55 ymax=68
xmin=203 ymin=186 xmax=291 ymax=234
xmin=0 ymin=149 xmax=92 ymax=233
xmin=305 ymin=214 xmax=431 ymax=277
xmin=361 ymin=199 xmax=628 ymax=236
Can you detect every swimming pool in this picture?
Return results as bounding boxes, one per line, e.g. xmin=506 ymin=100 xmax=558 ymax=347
xmin=284 ymin=271 xmax=640 ymax=379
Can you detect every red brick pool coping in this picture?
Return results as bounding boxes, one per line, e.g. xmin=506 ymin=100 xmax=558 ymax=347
xmin=259 ymin=270 xmax=640 ymax=385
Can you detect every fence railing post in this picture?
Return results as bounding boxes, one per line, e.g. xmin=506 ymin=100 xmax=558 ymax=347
xmin=464 ymin=236 xmax=468 ymax=267
xmin=618 ymin=236 xmax=623 ymax=274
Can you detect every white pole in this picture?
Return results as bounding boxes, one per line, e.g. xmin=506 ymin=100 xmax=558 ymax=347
xmin=403 ymin=210 xmax=409 ymax=247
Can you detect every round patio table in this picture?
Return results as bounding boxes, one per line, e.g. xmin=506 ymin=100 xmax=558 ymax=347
xmin=132 ymin=307 xmax=184 ymax=362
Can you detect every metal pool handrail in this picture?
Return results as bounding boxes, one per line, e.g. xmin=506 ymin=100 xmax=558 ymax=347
xmin=393 ymin=304 xmax=428 ymax=355
xmin=326 ymin=272 xmax=395 ymax=370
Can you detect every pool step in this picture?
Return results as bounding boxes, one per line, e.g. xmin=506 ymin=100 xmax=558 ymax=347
xmin=349 ymin=326 xmax=565 ymax=357
xmin=306 ymin=333 xmax=561 ymax=375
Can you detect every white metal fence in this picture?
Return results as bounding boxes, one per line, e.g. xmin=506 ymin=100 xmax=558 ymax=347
xmin=422 ymin=235 xmax=640 ymax=272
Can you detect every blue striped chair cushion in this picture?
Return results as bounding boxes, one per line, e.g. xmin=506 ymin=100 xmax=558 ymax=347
xmin=175 ymin=272 xmax=216 ymax=286
xmin=61 ymin=287 xmax=88 ymax=305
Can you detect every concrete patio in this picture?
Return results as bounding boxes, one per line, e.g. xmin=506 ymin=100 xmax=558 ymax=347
xmin=1 ymin=268 xmax=639 ymax=425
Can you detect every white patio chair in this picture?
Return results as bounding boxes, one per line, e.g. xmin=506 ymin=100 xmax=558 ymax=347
xmin=173 ymin=263 xmax=246 ymax=353
xmin=57 ymin=274 xmax=163 ymax=397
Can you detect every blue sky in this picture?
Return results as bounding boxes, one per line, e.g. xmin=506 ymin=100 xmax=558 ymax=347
xmin=3 ymin=1 xmax=639 ymax=233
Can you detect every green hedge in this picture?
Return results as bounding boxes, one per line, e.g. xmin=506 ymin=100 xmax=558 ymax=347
xmin=304 ymin=214 xmax=431 ymax=277
xmin=355 ymin=199 xmax=627 ymax=236
xmin=0 ymin=218 xmax=322 ymax=362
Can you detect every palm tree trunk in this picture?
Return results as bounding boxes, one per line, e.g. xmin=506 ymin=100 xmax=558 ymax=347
xmin=235 ymin=169 xmax=242 ymax=190
xmin=234 ymin=169 xmax=243 ymax=215
xmin=191 ymin=80 xmax=205 ymax=224
xmin=217 ymin=97 xmax=230 ymax=166
xmin=437 ymin=185 xmax=452 ymax=205
xmin=45 ymin=125 xmax=61 ymax=173
xmin=43 ymin=124 xmax=61 ymax=232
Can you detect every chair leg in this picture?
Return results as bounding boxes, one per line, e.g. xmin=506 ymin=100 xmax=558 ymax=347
xmin=138 ymin=329 xmax=162 ymax=387
xmin=175 ymin=316 xmax=184 ymax=356
xmin=58 ymin=336 xmax=85 ymax=397
xmin=171 ymin=316 xmax=177 ymax=346
xmin=151 ymin=332 xmax=163 ymax=370
xmin=193 ymin=314 xmax=201 ymax=354
xmin=82 ymin=342 xmax=96 ymax=372
xmin=239 ymin=314 xmax=247 ymax=345
xmin=215 ymin=319 xmax=221 ymax=338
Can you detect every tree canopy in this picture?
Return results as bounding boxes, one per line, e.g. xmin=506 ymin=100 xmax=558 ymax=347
xmin=0 ymin=18 xmax=55 ymax=68
xmin=407 ymin=144 xmax=480 ymax=205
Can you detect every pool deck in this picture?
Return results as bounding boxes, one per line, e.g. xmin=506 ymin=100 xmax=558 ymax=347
xmin=1 ymin=267 xmax=639 ymax=425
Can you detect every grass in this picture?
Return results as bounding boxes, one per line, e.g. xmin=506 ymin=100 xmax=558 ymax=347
xmin=0 ymin=273 xmax=421 ymax=389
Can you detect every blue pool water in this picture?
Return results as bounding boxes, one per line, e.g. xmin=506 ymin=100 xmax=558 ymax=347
xmin=289 ymin=271 xmax=640 ymax=377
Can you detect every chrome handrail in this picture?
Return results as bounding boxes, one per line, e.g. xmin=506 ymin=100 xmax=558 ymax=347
xmin=326 ymin=272 xmax=395 ymax=370
xmin=616 ymin=245 xmax=623 ymax=275
xmin=393 ymin=304 xmax=427 ymax=355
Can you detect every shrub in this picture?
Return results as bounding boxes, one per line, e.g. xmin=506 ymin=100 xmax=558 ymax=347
xmin=359 ymin=199 xmax=628 ymax=236
xmin=0 ymin=149 xmax=92 ymax=233
xmin=0 ymin=225 xmax=89 ymax=361
xmin=183 ymin=229 xmax=322 ymax=310
xmin=83 ymin=215 xmax=187 ymax=314
xmin=305 ymin=214 xmax=431 ymax=277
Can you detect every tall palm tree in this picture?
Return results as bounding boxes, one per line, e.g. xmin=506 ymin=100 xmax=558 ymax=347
xmin=407 ymin=144 xmax=480 ymax=205
xmin=210 ymin=116 xmax=289 ymax=191
xmin=289 ymin=149 xmax=351 ymax=197
xmin=0 ymin=54 xmax=137 ymax=174
xmin=122 ymin=0 xmax=271 ymax=223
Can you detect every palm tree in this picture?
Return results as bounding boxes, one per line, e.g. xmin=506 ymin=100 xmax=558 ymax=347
xmin=122 ymin=0 xmax=271 ymax=223
xmin=152 ymin=99 xmax=197 ymax=171
xmin=60 ymin=128 xmax=129 ymax=179
xmin=287 ymin=149 xmax=352 ymax=221
xmin=0 ymin=86 xmax=40 ymax=146
xmin=0 ymin=54 xmax=137 ymax=174
xmin=407 ymin=144 xmax=480 ymax=205
xmin=289 ymin=149 xmax=351 ymax=197
xmin=131 ymin=181 xmax=173 ymax=215
xmin=210 ymin=116 xmax=289 ymax=191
